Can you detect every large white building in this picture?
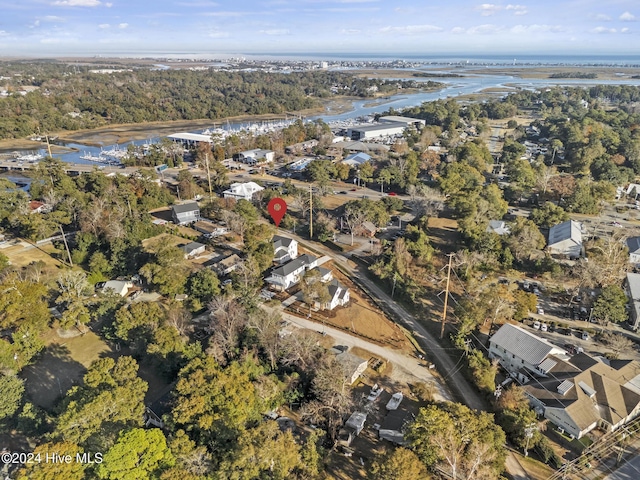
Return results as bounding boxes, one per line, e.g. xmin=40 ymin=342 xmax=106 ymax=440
xmin=223 ymin=182 xmax=264 ymax=201
xmin=347 ymin=122 xmax=407 ymax=140
xmin=547 ymin=220 xmax=583 ymax=258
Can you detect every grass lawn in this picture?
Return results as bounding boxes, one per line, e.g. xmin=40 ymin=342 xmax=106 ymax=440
xmin=21 ymin=329 xmax=111 ymax=410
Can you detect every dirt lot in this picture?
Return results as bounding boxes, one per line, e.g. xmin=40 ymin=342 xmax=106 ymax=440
xmin=292 ymin=263 xmax=413 ymax=352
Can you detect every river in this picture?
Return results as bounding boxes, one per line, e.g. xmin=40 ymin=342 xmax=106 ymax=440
xmin=11 ymin=72 xmax=640 ymax=165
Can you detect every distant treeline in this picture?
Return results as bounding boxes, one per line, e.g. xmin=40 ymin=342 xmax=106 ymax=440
xmin=548 ymin=72 xmax=598 ymax=79
xmin=0 ymin=62 xmax=439 ymax=140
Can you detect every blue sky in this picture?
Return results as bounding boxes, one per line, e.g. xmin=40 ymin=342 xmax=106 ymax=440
xmin=0 ymin=0 xmax=639 ymax=57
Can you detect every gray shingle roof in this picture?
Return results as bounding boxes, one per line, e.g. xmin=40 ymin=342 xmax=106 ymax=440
xmin=172 ymin=202 xmax=199 ymax=214
xmin=548 ymin=220 xmax=582 ymax=246
xmin=490 ymin=323 xmax=562 ymax=366
xmin=273 ymin=235 xmax=294 ymax=249
xmin=271 ymin=254 xmax=316 ymax=277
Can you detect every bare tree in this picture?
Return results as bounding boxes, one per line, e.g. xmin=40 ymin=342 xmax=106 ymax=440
xmin=279 ymin=330 xmax=323 ymax=372
xmin=343 ymin=203 xmax=368 ymax=246
xmin=206 ymin=295 xmax=248 ymax=364
xmin=167 ymin=305 xmax=193 ymax=337
xmin=300 ymin=354 xmax=354 ymax=442
xmin=247 ymin=308 xmax=282 ymax=370
xmin=600 ymin=331 xmax=634 ymax=357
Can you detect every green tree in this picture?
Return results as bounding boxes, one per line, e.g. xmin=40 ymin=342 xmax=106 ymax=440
xmin=185 ymin=269 xmax=220 ymax=311
xmin=139 ymin=239 xmax=191 ymax=295
xmin=369 ymin=447 xmax=430 ymax=480
xmin=507 ymin=217 xmax=545 ymax=262
xmin=0 ymin=374 xmax=24 ymax=420
xmin=97 ymin=428 xmax=175 ymax=480
xmin=407 ymin=402 xmax=506 ymax=480
xmin=592 ymin=285 xmax=628 ymax=325
xmin=530 ymin=202 xmax=570 ymax=228
xmin=16 ymin=441 xmax=87 ymax=480
xmin=55 ymin=356 xmax=148 ymax=448
xmin=217 ymin=421 xmax=302 ymax=480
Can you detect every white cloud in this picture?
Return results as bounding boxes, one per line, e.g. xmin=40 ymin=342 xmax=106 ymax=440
xmin=477 ymin=4 xmax=500 ymax=16
xmin=592 ymin=26 xmax=617 ymax=33
xmin=42 ymin=15 xmax=65 ymax=22
xmin=52 ymin=0 xmax=102 ymax=6
xmin=341 ymin=28 xmax=361 ymax=34
xmin=105 ymin=2 xmax=112 ymax=6
xmin=510 ymin=24 xmax=563 ymax=34
xmin=31 ymin=20 xmax=41 ymax=28
xmin=506 ymin=4 xmax=527 ymax=16
xmin=0 ymin=30 xmax=9 ymax=36
xmin=594 ymin=13 xmax=611 ymax=21
xmin=99 ymin=23 xmax=110 ymax=28
xmin=467 ymin=24 xmax=502 ymax=34
xmin=620 ymin=12 xmax=636 ymax=21
xmin=451 ymin=27 xmax=466 ymax=34
xmin=259 ymin=29 xmax=289 ymax=35
xmin=118 ymin=23 xmax=128 ymax=29
xmin=621 ymin=27 xmax=630 ymax=33
xmin=207 ymin=29 xmax=229 ymax=38
xmin=176 ymin=1 xmax=219 ymax=6
xmin=379 ymin=24 xmax=443 ymax=35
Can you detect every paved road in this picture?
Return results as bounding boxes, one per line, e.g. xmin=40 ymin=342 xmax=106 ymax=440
xmin=281 ymin=313 xmax=452 ymax=403
xmin=284 ymin=231 xmax=489 ymax=412
xmin=603 ymin=451 xmax=640 ymax=480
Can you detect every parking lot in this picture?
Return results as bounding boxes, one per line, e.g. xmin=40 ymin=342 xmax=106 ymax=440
xmin=514 ymin=279 xmax=640 ymax=360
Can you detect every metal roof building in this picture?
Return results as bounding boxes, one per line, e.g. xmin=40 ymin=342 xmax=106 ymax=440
xmin=547 ymin=220 xmax=583 ymax=257
xmin=489 ymin=323 xmax=567 ymax=374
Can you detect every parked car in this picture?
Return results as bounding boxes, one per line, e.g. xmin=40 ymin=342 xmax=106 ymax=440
xmin=537 ymin=306 xmax=544 ymax=315
xmin=533 ymin=321 xmax=541 ymax=330
xmin=540 ymin=323 xmax=548 ymax=332
xmin=581 ymin=331 xmax=589 ymax=341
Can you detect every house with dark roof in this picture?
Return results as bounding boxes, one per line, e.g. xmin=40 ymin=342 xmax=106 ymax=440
xmin=264 ymin=254 xmax=318 ymax=291
xmin=379 ymin=408 xmax=412 ymax=445
xmin=625 ymin=272 xmax=640 ymax=331
xmin=490 ymin=323 xmax=640 ymax=439
xmin=171 ymin=202 xmax=200 ymax=225
xmin=272 ymin=235 xmax=298 ymax=264
xmin=180 ymin=241 xmax=206 ymax=258
xmin=626 ymin=237 xmax=640 ymax=264
xmin=547 ymin=220 xmax=583 ymax=258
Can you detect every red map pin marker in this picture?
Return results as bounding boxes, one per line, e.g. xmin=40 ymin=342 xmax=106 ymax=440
xmin=267 ymin=197 xmax=287 ymax=227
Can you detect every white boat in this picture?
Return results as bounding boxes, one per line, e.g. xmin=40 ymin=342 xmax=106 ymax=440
xmin=386 ymin=392 xmax=403 ymax=411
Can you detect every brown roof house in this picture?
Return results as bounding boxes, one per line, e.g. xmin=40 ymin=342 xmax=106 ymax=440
xmin=490 ymin=323 xmax=640 ymax=439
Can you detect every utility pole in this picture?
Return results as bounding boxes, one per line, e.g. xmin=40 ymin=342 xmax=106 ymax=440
xmin=524 ymin=423 xmax=537 ymax=457
xmin=204 ymin=153 xmax=213 ymax=203
xmin=440 ymin=253 xmax=453 ymax=339
xmin=59 ymin=225 xmax=73 ymax=267
xmin=309 ymin=184 xmax=313 ymax=239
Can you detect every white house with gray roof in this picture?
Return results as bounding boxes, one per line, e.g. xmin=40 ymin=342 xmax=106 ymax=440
xmin=265 ymin=254 xmax=318 ymax=291
xmin=223 ymin=182 xmax=264 ymax=201
xmin=272 ymin=235 xmax=298 ymax=264
xmin=547 ymin=220 xmax=583 ymax=258
xmin=489 ymin=323 xmax=567 ymax=378
xmin=171 ymin=202 xmax=200 ymax=225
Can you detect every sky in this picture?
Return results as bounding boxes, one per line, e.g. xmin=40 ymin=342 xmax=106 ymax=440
xmin=0 ymin=0 xmax=639 ymax=57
